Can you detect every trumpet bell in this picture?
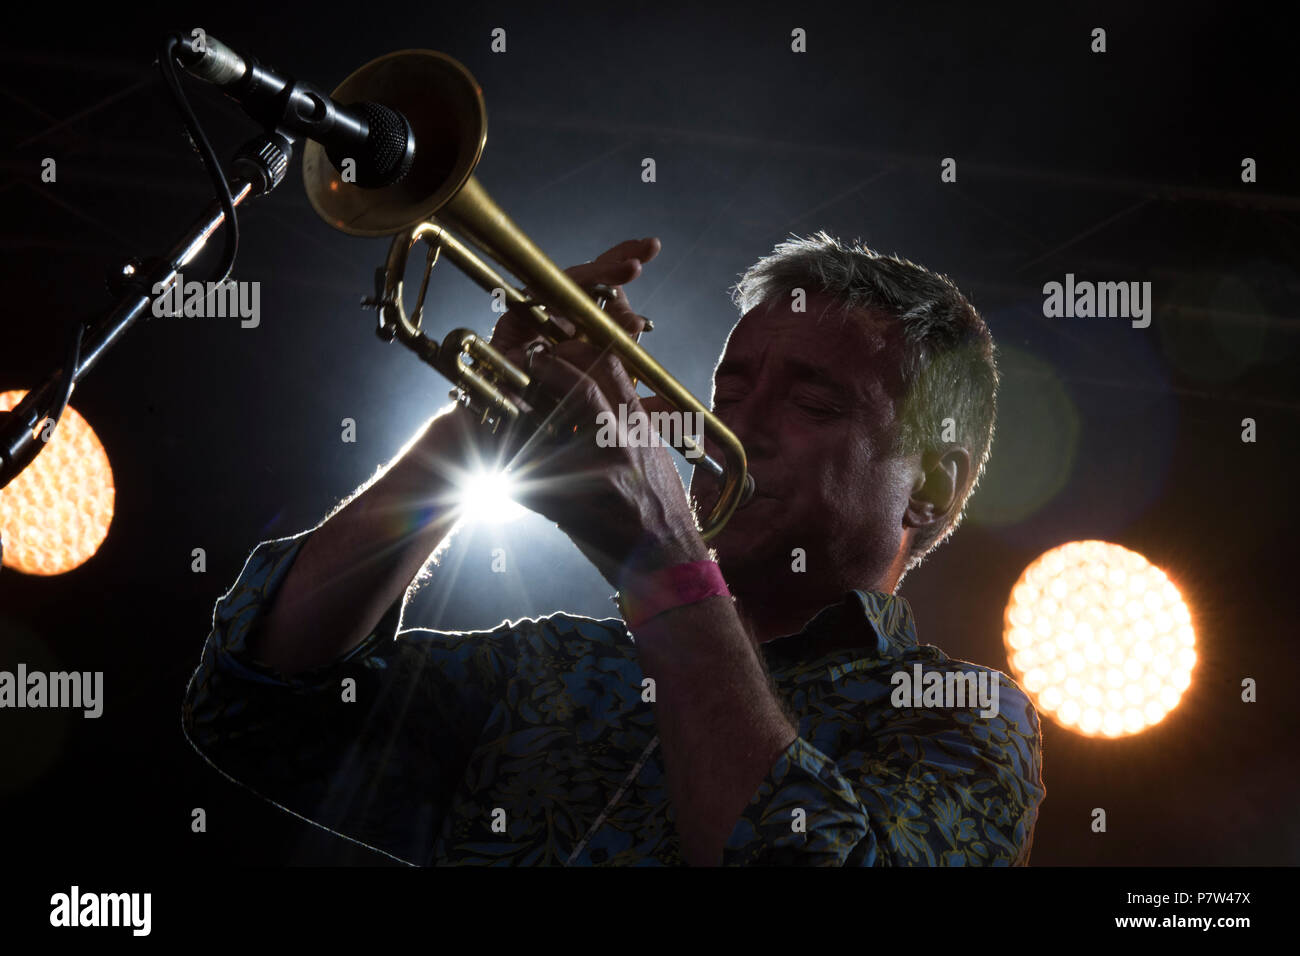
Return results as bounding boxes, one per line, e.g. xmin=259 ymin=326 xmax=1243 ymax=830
xmin=303 ymin=50 xmax=487 ymax=237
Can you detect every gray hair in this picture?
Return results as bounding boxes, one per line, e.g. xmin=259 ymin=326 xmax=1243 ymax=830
xmin=730 ymin=231 xmax=999 ymax=575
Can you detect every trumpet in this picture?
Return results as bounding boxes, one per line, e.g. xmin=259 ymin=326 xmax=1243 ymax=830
xmin=301 ymin=50 xmax=753 ymax=540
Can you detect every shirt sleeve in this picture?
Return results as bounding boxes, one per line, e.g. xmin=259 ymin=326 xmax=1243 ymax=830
xmin=181 ymin=532 xmax=518 ymax=866
xmin=721 ymin=664 xmax=1045 ymax=866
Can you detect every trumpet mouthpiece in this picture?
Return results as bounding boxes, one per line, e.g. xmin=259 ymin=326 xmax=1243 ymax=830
xmin=739 ymin=473 xmax=757 ymax=507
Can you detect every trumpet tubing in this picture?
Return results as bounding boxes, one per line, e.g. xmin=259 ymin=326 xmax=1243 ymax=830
xmin=302 ymin=49 xmax=752 ymax=539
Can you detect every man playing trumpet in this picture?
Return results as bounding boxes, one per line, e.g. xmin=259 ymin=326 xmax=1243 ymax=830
xmin=183 ymin=232 xmax=1044 ymax=866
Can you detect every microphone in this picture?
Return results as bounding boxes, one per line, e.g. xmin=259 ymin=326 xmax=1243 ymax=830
xmin=173 ymin=32 xmax=415 ymax=188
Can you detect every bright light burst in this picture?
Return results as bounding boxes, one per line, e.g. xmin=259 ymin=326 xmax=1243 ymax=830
xmin=1003 ymin=540 xmax=1196 ymax=738
xmin=454 ymin=468 xmax=527 ymax=524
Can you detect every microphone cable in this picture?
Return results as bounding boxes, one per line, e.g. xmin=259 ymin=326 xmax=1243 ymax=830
xmin=156 ymin=30 xmax=239 ymax=285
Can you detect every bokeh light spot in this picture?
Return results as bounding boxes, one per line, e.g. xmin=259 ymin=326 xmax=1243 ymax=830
xmin=1003 ymin=540 xmax=1195 ymax=738
xmin=0 ymin=390 xmax=114 ymax=575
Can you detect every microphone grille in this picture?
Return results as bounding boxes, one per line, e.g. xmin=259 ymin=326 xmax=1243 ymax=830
xmin=360 ymin=102 xmax=415 ymax=187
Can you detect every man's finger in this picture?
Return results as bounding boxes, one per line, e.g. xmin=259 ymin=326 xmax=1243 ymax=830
xmin=565 ymin=257 xmax=643 ymax=288
xmin=568 ymin=238 xmax=660 ymax=297
xmin=526 ymin=348 xmax=611 ymax=433
xmin=551 ymin=338 xmax=640 ymax=408
xmin=590 ymin=237 xmax=660 ymax=267
xmin=504 ymin=238 xmax=659 ymax=348
xmin=510 ymin=260 xmax=641 ymax=338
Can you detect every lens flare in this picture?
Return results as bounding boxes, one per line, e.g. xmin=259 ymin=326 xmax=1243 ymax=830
xmin=1004 ymin=540 xmax=1195 ymax=738
xmin=454 ymin=468 xmax=526 ymax=524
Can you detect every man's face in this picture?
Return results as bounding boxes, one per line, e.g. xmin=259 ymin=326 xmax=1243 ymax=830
xmin=690 ymin=293 xmax=921 ymax=592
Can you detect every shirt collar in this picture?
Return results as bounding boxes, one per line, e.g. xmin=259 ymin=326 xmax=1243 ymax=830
xmin=760 ymin=589 xmax=919 ymax=669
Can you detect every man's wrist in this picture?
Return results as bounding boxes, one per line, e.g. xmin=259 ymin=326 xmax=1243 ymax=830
xmin=615 ymin=554 xmax=731 ymax=629
xmin=621 ymin=528 xmax=710 ymax=579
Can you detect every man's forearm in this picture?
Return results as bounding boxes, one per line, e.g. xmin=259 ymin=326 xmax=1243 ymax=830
xmin=248 ymin=404 xmax=484 ymax=675
xmin=632 ymin=592 xmax=799 ymax=865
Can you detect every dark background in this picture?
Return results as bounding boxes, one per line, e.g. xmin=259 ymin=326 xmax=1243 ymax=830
xmin=1 ymin=0 xmax=1296 ymax=867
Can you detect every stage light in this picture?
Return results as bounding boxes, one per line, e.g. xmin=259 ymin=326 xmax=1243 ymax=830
xmin=0 ymin=390 xmax=115 ymax=575
xmin=454 ymin=467 xmax=527 ymax=525
xmin=1004 ymin=540 xmax=1195 ymax=738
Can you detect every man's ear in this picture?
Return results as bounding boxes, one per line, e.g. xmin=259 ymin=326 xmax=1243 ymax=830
xmin=903 ymin=446 xmax=971 ymax=531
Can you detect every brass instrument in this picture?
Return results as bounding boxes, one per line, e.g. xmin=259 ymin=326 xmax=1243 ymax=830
xmin=301 ymin=50 xmax=753 ymax=539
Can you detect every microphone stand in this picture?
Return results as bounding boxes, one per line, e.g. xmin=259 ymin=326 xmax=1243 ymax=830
xmin=0 ymin=131 xmax=295 ymax=492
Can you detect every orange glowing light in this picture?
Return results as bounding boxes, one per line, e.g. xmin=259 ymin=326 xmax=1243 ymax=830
xmin=1003 ymin=540 xmax=1195 ymax=738
xmin=0 ymin=390 xmax=114 ymax=575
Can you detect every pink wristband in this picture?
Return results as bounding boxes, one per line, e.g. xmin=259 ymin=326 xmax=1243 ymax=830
xmin=616 ymin=559 xmax=732 ymax=629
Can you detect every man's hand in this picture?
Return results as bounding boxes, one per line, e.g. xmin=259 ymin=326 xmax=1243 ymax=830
xmin=521 ymin=334 xmax=709 ymax=587
xmin=487 ymin=237 xmax=659 ymax=364
xmin=476 ymin=237 xmax=708 ymax=586
xmin=459 ymin=234 xmax=655 ymax=463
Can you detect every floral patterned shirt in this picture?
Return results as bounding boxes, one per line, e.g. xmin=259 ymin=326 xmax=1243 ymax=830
xmin=182 ymin=532 xmax=1045 ymax=866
